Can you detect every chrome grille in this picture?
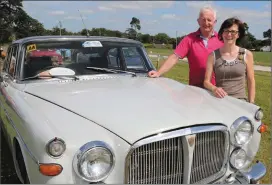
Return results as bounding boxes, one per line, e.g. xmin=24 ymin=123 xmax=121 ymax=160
xmin=190 ymin=131 xmax=226 ymax=184
xmin=124 ymin=125 xmax=229 ymax=184
xmin=125 ymin=137 xmax=184 ymax=184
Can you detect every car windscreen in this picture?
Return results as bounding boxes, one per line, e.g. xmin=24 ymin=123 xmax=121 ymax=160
xmin=21 ymin=40 xmax=152 ymax=79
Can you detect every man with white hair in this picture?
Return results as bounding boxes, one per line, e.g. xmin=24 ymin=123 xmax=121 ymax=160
xmin=148 ymin=6 xmax=224 ymax=88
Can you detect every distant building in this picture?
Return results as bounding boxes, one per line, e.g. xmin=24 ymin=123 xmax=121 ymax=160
xmin=260 ymin=45 xmax=271 ymax=52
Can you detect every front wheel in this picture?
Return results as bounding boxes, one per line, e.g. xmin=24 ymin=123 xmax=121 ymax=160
xmin=15 ymin=143 xmax=30 ymax=184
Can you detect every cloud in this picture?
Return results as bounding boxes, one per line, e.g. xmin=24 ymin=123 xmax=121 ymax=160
xmin=184 ymin=2 xmax=270 ymax=21
xmin=21 ymin=1 xmax=269 ymax=40
xmin=98 ymin=6 xmax=114 ymax=11
xmin=79 ymin=10 xmax=94 ymax=14
xmin=142 ymin=20 xmax=159 ymax=25
xmin=185 ymin=1 xmax=214 ymax=9
xmin=97 ymin=1 xmax=174 ymax=11
xmin=161 ymin=14 xmax=181 ymax=20
xmin=216 ymin=7 xmax=270 ymax=21
xmin=182 ymin=2 xmax=270 ymax=39
xmin=49 ymin=10 xmax=65 ymax=15
xmin=64 ymin=16 xmax=87 ymax=20
xmin=264 ymin=3 xmax=271 ymax=9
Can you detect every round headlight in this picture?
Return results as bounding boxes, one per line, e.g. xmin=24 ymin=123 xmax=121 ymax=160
xmin=234 ymin=121 xmax=253 ymax=145
xmin=255 ymin=109 xmax=263 ymax=121
xmin=231 ymin=117 xmax=253 ymax=146
xmin=46 ymin=138 xmax=66 ymax=158
xmin=73 ymin=141 xmax=114 ymax=182
xmin=230 ymin=148 xmax=247 ymax=170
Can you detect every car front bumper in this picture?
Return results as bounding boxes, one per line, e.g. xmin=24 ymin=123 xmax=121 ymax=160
xmin=217 ymin=161 xmax=267 ymax=184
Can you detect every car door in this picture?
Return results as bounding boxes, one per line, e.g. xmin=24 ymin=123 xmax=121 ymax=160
xmin=0 ymin=44 xmax=19 ymax=147
xmin=0 ymin=46 xmax=12 ymax=132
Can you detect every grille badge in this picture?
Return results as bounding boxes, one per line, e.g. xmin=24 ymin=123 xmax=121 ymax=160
xmin=187 ymin=135 xmax=196 ymax=147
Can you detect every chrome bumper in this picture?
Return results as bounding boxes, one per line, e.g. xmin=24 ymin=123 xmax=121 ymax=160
xmin=219 ymin=161 xmax=267 ymax=184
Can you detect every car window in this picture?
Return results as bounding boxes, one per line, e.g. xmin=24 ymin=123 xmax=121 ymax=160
xmin=107 ymin=48 xmax=121 ymax=69
xmin=3 ymin=47 xmax=12 ymax=73
xmin=9 ymin=45 xmax=18 ymax=77
xmin=21 ymin=40 xmax=154 ymax=79
xmin=122 ymin=47 xmax=147 ymax=71
xmin=3 ymin=45 xmax=18 ymax=77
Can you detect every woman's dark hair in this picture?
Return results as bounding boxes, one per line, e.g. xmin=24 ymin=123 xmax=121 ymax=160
xmin=218 ymin=17 xmax=246 ymax=43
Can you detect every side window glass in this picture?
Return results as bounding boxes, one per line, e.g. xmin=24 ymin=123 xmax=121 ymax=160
xmin=122 ymin=47 xmax=147 ymax=70
xmin=8 ymin=45 xmax=18 ymax=76
xmin=3 ymin=47 xmax=12 ymax=73
xmin=107 ymin=48 xmax=121 ymax=69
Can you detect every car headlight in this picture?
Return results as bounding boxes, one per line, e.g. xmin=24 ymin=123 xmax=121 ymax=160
xmin=255 ymin=108 xmax=263 ymax=121
xmin=230 ymin=117 xmax=254 ymax=146
xmin=230 ymin=148 xmax=248 ymax=170
xmin=46 ymin=138 xmax=66 ymax=158
xmin=73 ymin=141 xmax=115 ymax=182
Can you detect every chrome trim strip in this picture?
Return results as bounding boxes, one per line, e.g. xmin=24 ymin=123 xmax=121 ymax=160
xmin=124 ymin=124 xmax=229 ymax=184
xmin=2 ymin=107 xmax=40 ymax=165
xmin=182 ymin=134 xmax=196 ymax=183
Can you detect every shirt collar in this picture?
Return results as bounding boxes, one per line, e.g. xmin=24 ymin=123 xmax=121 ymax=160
xmin=196 ymin=28 xmax=216 ymax=38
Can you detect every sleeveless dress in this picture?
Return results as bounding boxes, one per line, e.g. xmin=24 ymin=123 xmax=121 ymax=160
xmin=213 ymin=47 xmax=248 ymax=100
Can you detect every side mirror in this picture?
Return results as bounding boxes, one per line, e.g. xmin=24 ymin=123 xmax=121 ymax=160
xmin=48 ymin=67 xmax=75 ymax=76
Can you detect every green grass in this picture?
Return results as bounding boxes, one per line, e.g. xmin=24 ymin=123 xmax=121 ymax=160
xmin=253 ymin=51 xmax=271 ymax=67
xmin=146 ymin=48 xmax=174 ymax=56
xmin=147 ymin=47 xmax=271 ymax=67
xmin=152 ymin=60 xmax=271 ymax=184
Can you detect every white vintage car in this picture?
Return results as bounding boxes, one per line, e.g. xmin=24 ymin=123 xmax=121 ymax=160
xmin=0 ymin=36 xmax=267 ymax=184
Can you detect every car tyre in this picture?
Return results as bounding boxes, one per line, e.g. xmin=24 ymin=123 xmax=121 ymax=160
xmin=15 ymin=142 xmax=30 ymax=184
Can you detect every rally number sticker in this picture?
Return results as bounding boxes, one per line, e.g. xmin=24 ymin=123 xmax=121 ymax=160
xmin=26 ymin=44 xmax=37 ymax=52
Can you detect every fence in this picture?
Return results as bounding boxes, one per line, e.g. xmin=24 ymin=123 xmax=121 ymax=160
xmin=148 ymin=54 xmax=188 ymax=69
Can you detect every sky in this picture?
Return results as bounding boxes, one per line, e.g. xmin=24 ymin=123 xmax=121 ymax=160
xmin=22 ymin=1 xmax=271 ymax=40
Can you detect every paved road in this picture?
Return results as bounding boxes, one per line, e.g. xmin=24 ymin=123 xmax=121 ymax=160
xmin=254 ymin=65 xmax=271 ymax=72
xmin=149 ymin=55 xmax=271 ymax=72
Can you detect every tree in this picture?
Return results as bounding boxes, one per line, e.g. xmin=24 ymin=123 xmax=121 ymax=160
xmin=80 ymin=28 xmax=90 ymax=36
xmin=125 ymin=17 xmax=141 ymax=40
xmin=141 ymin=34 xmax=152 ymax=43
xmin=130 ymin=17 xmax=141 ymax=32
xmin=0 ymin=0 xmax=23 ymax=42
xmin=154 ymin=33 xmax=170 ymax=44
xmin=13 ymin=9 xmax=46 ymax=39
xmin=125 ymin=28 xmax=137 ymax=40
xmin=263 ymin=29 xmax=271 ymax=39
xmin=237 ymin=22 xmax=257 ymax=49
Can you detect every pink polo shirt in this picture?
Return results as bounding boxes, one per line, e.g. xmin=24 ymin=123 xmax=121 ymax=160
xmin=174 ymin=29 xmax=224 ymax=88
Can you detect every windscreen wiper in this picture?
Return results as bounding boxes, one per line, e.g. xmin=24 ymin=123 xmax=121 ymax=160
xmin=86 ymin=67 xmax=137 ymax=77
xmin=21 ymin=74 xmax=80 ymax=81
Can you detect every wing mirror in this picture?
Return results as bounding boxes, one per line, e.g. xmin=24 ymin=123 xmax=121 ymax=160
xmin=48 ymin=67 xmax=75 ymax=76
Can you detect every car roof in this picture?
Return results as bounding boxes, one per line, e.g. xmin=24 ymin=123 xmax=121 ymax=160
xmin=12 ymin=35 xmax=142 ymax=45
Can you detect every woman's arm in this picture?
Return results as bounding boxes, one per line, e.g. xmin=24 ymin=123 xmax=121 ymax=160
xmin=245 ymin=50 xmax=255 ymax=103
xmin=204 ymin=53 xmax=217 ymax=91
xmin=204 ymin=52 xmax=228 ymax=98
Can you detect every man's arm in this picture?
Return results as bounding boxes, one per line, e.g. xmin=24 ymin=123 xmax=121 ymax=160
xmin=148 ymin=54 xmax=179 ymax=77
xmin=148 ymin=36 xmax=190 ymax=78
